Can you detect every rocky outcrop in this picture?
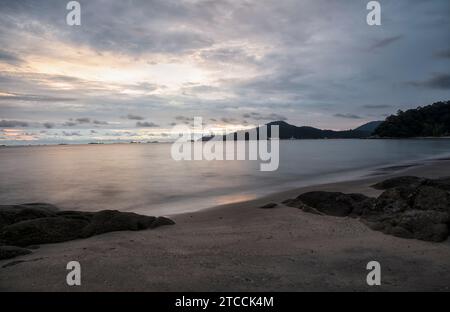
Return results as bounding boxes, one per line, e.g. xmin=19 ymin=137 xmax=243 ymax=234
xmin=283 ymin=176 xmax=450 ymax=242
xmin=283 ymin=192 xmax=375 ymax=217
xmin=0 ymin=246 xmax=32 ymax=260
xmin=0 ymin=204 xmax=175 ymax=259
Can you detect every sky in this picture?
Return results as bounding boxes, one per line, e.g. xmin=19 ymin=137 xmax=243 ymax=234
xmin=0 ymin=0 xmax=449 ymax=144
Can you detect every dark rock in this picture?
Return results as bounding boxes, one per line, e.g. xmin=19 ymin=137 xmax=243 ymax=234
xmin=81 ymin=210 xmax=157 ymax=237
xmin=149 ymin=216 xmax=176 ymax=228
xmin=0 ymin=205 xmax=176 ymax=248
xmin=286 ymin=176 xmax=450 ymax=242
xmin=0 ymin=203 xmax=58 ymax=230
xmin=371 ymin=176 xmax=425 ymax=190
xmin=0 ymin=217 xmax=89 ymax=247
xmin=424 ymin=177 xmax=450 ymax=191
xmin=366 ymin=210 xmax=449 ymax=242
xmin=0 ymin=245 xmax=32 ymax=260
xmin=260 ymin=203 xmax=278 ymax=209
xmin=286 ymin=191 xmax=374 ymax=217
xmin=412 ymin=186 xmax=450 ymax=212
xmin=374 ymin=187 xmax=413 ymax=214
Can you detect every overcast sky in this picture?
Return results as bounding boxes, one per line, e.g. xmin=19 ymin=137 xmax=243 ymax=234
xmin=0 ymin=0 xmax=449 ymax=144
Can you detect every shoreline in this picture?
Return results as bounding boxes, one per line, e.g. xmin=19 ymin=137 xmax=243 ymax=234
xmin=1 ymin=160 xmax=450 ymax=291
xmin=2 ymin=136 xmax=450 ymax=148
xmin=170 ymin=157 xmax=450 ymax=218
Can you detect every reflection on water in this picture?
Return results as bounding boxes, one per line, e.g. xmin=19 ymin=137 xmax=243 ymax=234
xmin=1 ymin=139 xmax=450 ymax=215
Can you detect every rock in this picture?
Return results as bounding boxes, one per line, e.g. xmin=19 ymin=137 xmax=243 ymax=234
xmin=0 ymin=245 xmax=32 ymax=260
xmin=374 ymin=187 xmax=413 ymax=214
xmin=371 ymin=176 xmax=426 ymax=190
xmin=285 ymin=176 xmax=450 ymax=242
xmin=285 ymin=191 xmax=374 ymax=217
xmin=0 ymin=203 xmax=58 ymax=229
xmin=0 ymin=217 xmax=89 ymax=247
xmin=260 ymin=203 xmax=278 ymax=209
xmin=0 ymin=205 xmax=176 ymax=247
xmin=367 ymin=210 xmax=449 ymax=242
xmin=424 ymin=177 xmax=450 ymax=191
xmin=412 ymin=186 xmax=450 ymax=212
xmin=150 ymin=216 xmax=176 ymax=229
xmin=81 ymin=210 xmax=157 ymax=237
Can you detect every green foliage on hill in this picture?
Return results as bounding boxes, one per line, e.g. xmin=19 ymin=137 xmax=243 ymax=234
xmin=374 ymin=101 xmax=450 ymax=137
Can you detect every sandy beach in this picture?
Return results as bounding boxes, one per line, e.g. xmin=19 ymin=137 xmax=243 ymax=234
xmin=1 ymin=160 xmax=450 ymax=292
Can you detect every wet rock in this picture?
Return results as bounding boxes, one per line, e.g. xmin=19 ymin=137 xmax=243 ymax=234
xmin=0 ymin=245 xmax=32 ymax=260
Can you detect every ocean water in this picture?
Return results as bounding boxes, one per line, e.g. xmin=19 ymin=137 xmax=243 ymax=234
xmin=1 ymin=139 xmax=450 ymax=215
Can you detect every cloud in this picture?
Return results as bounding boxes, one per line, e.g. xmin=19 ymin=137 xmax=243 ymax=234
xmin=62 ymin=131 xmax=82 ymax=136
xmin=0 ymin=120 xmax=29 ymax=127
xmin=434 ymin=49 xmax=450 ymax=59
xmin=136 ymin=121 xmax=159 ymax=127
xmin=43 ymin=122 xmax=55 ymax=129
xmin=333 ymin=113 xmax=363 ymax=119
xmin=407 ymin=73 xmax=450 ymax=90
xmin=243 ymin=112 xmax=288 ymax=121
xmin=125 ymin=114 xmax=145 ymax=120
xmin=63 ymin=121 xmax=77 ymax=127
xmin=93 ymin=120 xmax=109 ymax=125
xmin=75 ymin=118 xmax=91 ymax=124
xmin=362 ymin=104 xmax=391 ymax=109
xmin=369 ymin=35 xmax=404 ymax=50
xmin=220 ymin=117 xmax=238 ymax=124
xmin=0 ymin=92 xmax=76 ymax=102
xmin=1 ymin=0 xmax=449 ymax=144
xmin=0 ymin=50 xmax=23 ymax=64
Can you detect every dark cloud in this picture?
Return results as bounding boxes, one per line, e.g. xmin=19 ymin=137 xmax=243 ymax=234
xmin=43 ymin=122 xmax=55 ymax=129
xmin=174 ymin=116 xmax=195 ymax=125
xmin=93 ymin=120 xmax=108 ymax=125
xmin=244 ymin=113 xmax=288 ymax=121
xmin=62 ymin=131 xmax=82 ymax=136
xmin=136 ymin=121 xmax=159 ymax=127
xmin=362 ymin=104 xmax=391 ymax=109
xmin=333 ymin=113 xmax=363 ymax=119
xmin=369 ymin=35 xmax=404 ymax=50
xmin=407 ymin=73 xmax=450 ymax=90
xmin=434 ymin=49 xmax=450 ymax=59
xmin=63 ymin=121 xmax=77 ymax=127
xmin=126 ymin=114 xmax=145 ymax=120
xmin=75 ymin=118 xmax=91 ymax=124
xmin=0 ymin=49 xmax=22 ymax=64
xmin=0 ymin=119 xmax=29 ymax=127
xmin=220 ymin=117 xmax=238 ymax=124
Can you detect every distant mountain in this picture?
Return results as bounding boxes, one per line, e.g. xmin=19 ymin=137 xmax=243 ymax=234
xmin=203 ymin=120 xmax=373 ymax=141
xmin=353 ymin=121 xmax=383 ymax=134
xmin=374 ymin=101 xmax=450 ymax=137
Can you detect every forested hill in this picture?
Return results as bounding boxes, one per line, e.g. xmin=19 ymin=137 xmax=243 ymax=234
xmin=374 ymin=101 xmax=450 ymax=138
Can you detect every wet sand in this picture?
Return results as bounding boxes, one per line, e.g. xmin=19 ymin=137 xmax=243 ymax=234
xmin=1 ymin=160 xmax=450 ymax=291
